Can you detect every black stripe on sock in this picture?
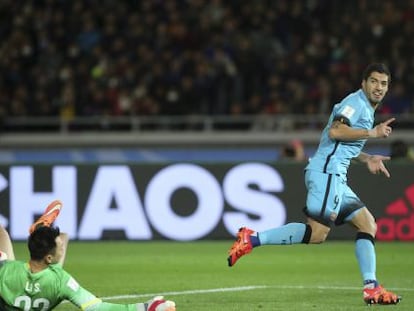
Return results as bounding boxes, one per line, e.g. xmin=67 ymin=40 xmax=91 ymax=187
xmin=355 ymin=232 xmax=375 ymax=245
xmin=301 ymin=224 xmax=312 ymax=244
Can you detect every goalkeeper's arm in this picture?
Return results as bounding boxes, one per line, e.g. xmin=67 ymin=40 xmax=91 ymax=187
xmin=66 ymin=284 xmax=175 ymax=311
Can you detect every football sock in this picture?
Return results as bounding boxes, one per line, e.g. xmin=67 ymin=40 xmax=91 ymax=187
xmin=257 ymin=223 xmax=307 ymax=245
xmin=355 ymin=232 xmax=377 ymax=283
xmin=363 ymin=279 xmax=379 ymax=289
xmin=250 ymin=234 xmax=261 ymax=247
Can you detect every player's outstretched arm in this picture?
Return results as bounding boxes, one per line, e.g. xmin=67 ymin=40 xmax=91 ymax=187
xmin=329 ymin=121 xmax=371 ymax=141
xmin=65 ymin=280 xmax=176 ymax=311
xmin=92 ymin=297 xmax=176 ymax=311
xmin=328 ymin=117 xmax=395 ymax=141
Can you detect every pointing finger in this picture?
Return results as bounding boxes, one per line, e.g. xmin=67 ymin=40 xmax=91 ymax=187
xmin=380 ymin=165 xmax=391 ymax=178
xmin=383 ymin=117 xmax=396 ymax=126
xmin=379 ymin=155 xmax=391 ymax=161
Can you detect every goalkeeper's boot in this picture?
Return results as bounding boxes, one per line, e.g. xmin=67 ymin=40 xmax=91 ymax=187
xmin=29 ymin=200 xmax=63 ymax=234
xmin=363 ymin=285 xmax=401 ymax=305
xmin=146 ymin=296 xmax=176 ymax=311
xmin=227 ymin=227 xmax=255 ymax=267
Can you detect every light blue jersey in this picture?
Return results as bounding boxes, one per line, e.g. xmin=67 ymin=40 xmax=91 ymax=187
xmin=306 ymin=89 xmax=375 ymax=176
xmin=303 ymin=89 xmax=374 ymax=226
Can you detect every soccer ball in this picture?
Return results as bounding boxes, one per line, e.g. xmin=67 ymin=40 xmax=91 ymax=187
xmin=0 ymin=251 xmax=8 ymax=261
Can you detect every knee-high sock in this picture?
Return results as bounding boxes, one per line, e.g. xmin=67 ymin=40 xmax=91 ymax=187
xmin=355 ymin=233 xmax=376 ymax=282
xmin=258 ymin=223 xmax=307 ymax=245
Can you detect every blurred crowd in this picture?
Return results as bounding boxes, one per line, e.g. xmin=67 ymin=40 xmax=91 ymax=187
xmin=1 ymin=0 xmax=414 ymax=121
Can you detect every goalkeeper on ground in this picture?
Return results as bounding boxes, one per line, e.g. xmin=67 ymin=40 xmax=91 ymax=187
xmin=0 ymin=200 xmax=176 ymax=311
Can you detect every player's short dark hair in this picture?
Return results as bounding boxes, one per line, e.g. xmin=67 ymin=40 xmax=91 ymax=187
xmin=362 ymin=63 xmax=391 ymax=82
xmin=28 ymin=226 xmax=60 ymax=260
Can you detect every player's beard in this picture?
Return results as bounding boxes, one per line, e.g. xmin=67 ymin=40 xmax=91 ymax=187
xmin=368 ymin=92 xmax=383 ymax=107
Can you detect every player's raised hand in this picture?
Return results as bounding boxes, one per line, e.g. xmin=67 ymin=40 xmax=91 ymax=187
xmin=369 ymin=118 xmax=395 ymax=138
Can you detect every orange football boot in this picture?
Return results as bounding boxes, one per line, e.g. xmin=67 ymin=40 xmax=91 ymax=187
xmin=29 ymin=200 xmax=63 ymax=234
xmin=363 ymin=285 xmax=401 ymax=305
xmin=227 ymin=227 xmax=255 ymax=267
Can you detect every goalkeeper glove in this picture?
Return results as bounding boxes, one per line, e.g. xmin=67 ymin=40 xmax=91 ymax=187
xmin=145 ymin=296 xmax=176 ymax=311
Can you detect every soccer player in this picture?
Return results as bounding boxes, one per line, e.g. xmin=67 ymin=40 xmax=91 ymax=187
xmin=227 ymin=63 xmax=401 ymax=305
xmin=0 ymin=200 xmax=176 ymax=311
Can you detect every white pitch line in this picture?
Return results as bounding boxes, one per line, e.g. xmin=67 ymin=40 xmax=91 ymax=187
xmin=101 ymin=285 xmax=268 ymax=301
xmin=100 ymin=284 xmax=414 ymax=302
xmin=61 ymin=286 xmax=267 ymax=305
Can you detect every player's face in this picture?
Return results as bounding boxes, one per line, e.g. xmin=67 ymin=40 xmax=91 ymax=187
xmin=362 ymin=71 xmax=389 ymax=106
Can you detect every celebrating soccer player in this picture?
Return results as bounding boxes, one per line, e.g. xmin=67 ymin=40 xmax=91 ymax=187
xmin=227 ymin=63 xmax=401 ymax=305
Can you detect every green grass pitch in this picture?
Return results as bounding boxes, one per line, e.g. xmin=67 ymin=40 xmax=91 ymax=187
xmin=12 ymin=240 xmax=414 ymax=310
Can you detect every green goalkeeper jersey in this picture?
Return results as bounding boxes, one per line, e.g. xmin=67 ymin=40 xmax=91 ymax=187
xmin=0 ymin=260 xmax=140 ymax=311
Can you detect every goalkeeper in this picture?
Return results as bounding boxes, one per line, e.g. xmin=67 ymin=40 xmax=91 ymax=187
xmin=0 ymin=200 xmax=176 ymax=311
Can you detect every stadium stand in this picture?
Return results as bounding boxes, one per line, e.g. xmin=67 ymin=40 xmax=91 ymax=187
xmin=0 ymin=0 xmax=413 ymax=134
